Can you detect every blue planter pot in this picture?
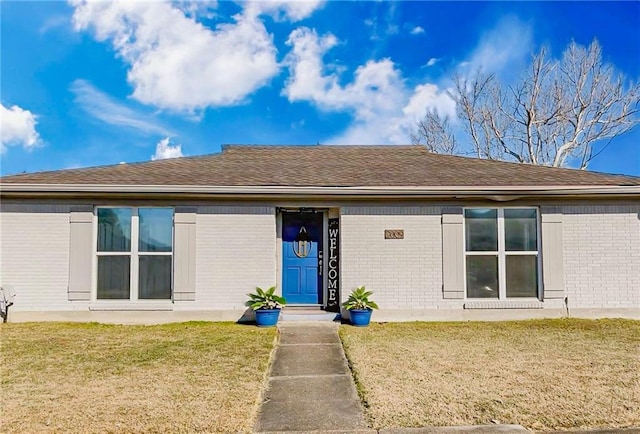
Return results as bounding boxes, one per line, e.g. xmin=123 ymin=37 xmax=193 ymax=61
xmin=349 ymin=309 xmax=373 ymax=327
xmin=255 ymin=308 xmax=281 ymax=327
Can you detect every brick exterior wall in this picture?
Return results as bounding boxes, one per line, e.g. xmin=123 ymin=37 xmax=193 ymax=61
xmin=1 ymin=201 xmax=638 ymax=319
xmin=340 ymin=203 xmax=640 ymax=313
xmin=562 ymin=204 xmax=640 ymax=309
xmin=0 ymin=205 xmax=72 ymax=311
xmin=340 ymin=206 xmax=443 ymax=309
xmin=194 ymin=206 xmax=277 ymax=310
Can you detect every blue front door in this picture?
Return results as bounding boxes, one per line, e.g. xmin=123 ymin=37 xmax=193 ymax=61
xmin=282 ymin=212 xmax=323 ymax=304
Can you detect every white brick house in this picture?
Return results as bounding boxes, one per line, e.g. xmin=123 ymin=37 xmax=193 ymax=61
xmin=1 ymin=146 xmax=638 ymax=322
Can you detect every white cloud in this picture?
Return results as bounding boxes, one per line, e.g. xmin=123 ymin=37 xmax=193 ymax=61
xmin=331 ymin=82 xmax=456 ymax=146
xmin=464 ymin=16 xmax=532 ymax=75
xmin=171 ymin=0 xmax=217 ymax=18
xmin=282 ymin=15 xmax=537 ymax=146
xmin=151 ymin=137 xmax=183 ymax=160
xmin=403 ymin=84 xmax=456 ymax=120
xmin=0 ymin=104 xmax=41 ymax=153
xmin=410 ymin=26 xmax=425 ymax=35
xmin=70 ymin=0 xmax=279 ymax=112
xmin=284 ymin=27 xmax=405 ymax=121
xmin=282 ymin=28 xmax=339 ymax=106
xmin=70 ymin=79 xmax=173 ymax=135
xmin=283 ymin=27 xmax=455 ymax=145
xmin=426 ymin=57 xmax=439 ymax=67
xmin=248 ymin=0 xmax=323 ymax=22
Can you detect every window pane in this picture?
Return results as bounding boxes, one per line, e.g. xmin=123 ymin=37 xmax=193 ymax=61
xmin=139 ymin=208 xmax=173 ymax=252
xmin=139 ymin=256 xmax=172 ymax=299
xmin=506 ymin=255 xmax=538 ymax=298
xmin=97 ymin=256 xmax=130 ymax=299
xmin=465 ymin=209 xmax=498 ymax=251
xmin=97 ymin=208 xmax=131 ymax=252
xmin=505 ymin=209 xmax=537 ymax=251
xmin=466 ymin=255 xmax=499 ymax=298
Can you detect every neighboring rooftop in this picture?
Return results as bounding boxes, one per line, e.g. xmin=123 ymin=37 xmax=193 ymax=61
xmin=1 ymin=145 xmax=639 ymax=187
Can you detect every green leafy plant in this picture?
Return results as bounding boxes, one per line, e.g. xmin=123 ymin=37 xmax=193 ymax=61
xmin=246 ymin=286 xmax=286 ymax=310
xmin=343 ymin=286 xmax=379 ymax=310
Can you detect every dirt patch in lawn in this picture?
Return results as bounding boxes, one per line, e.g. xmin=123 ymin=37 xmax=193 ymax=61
xmin=340 ymin=319 xmax=640 ymax=432
xmin=0 ymin=322 xmax=276 ymax=433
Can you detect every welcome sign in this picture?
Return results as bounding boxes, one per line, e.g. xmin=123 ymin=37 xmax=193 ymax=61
xmin=326 ymin=218 xmax=340 ymax=312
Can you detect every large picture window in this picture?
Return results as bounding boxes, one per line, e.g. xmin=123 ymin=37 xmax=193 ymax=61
xmin=96 ymin=207 xmax=173 ymax=300
xmin=464 ymin=208 xmax=539 ymax=299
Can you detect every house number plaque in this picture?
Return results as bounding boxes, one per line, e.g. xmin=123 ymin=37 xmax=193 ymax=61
xmin=384 ymin=229 xmax=404 ymax=239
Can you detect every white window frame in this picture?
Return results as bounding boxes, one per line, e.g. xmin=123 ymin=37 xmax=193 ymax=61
xmin=463 ymin=207 xmax=541 ymax=300
xmin=93 ymin=206 xmax=174 ymax=302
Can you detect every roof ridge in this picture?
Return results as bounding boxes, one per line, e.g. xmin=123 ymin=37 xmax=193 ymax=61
xmin=221 ymin=144 xmax=425 ymax=150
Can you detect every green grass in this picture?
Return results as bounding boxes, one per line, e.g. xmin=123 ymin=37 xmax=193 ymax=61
xmin=340 ymin=319 xmax=640 ymax=432
xmin=1 ymin=322 xmax=277 ymax=433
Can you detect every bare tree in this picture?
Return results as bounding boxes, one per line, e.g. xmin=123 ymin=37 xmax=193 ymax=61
xmin=411 ymin=109 xmax=457 ymax=154
xmin=413 ymin=40 xmax=640 ymax=169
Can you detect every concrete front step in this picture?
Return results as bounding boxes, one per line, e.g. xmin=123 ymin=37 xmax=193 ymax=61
xmin=280 ymin=309 xmax=341 ymax=322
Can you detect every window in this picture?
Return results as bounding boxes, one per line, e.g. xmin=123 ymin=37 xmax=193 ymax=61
xmin=96 ymin=207 xmax=173 ymax=300
xmin=464 ymin=208 xmax=539 ymax=299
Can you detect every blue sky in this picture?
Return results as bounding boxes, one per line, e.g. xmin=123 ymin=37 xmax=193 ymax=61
xmin=1 ymin=1 xmax=639 ymax=176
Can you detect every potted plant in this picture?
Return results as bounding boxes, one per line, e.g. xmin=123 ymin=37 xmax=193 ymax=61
xmin=246 ymin=286 xmax=286 ymax=327
xmin=343 ymin=286 xmax=378 ymax=327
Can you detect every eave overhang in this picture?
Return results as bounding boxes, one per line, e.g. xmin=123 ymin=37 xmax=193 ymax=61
xmin=1 ymin=183 xmax=639 ymax=201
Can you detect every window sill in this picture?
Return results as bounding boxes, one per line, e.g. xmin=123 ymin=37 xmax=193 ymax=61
xmin=89 ymin=302 xmax=174 ymax=311
xmin=464 ymin=300 xmax=543 ymax=309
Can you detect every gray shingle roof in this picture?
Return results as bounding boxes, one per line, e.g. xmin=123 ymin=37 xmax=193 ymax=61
xmin=1 ymin=145 xmax=638 ymax=187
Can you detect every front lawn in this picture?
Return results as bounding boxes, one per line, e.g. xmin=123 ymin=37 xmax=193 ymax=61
xmin=1 ymin=322 xmax=276 ymax=433
xmin=340 ymin=319 xmax=640 ymax=432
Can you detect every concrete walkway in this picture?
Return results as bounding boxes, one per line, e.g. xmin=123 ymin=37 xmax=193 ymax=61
xmin=254 ymin=322 xmax=373 ymax=433
xmin=254 ymin=322 xmax=533 ymax=434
